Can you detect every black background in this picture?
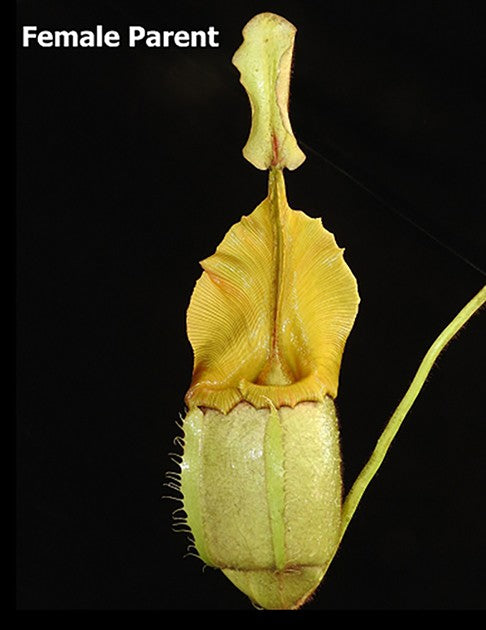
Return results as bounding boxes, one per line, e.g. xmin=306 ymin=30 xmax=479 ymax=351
xmin=17 ymin=0 xmax=485 ymax=611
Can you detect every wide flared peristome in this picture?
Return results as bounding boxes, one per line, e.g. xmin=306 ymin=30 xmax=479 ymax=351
xmin=185 ymin=170 xmax=359 ymax=414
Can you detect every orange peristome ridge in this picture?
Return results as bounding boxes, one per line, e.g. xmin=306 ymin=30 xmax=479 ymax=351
xmin=185 ymin=169 xmax=359 ymax=413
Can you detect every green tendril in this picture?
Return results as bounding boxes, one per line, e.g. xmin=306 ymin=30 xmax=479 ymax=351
xmin=340 ymin=284 xmax=486 ymax=542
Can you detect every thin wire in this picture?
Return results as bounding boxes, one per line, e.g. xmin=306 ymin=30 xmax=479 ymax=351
xmin=300 ymin=139 xmax=486 ymax=278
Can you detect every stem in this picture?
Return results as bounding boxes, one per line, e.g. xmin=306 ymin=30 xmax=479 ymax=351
xmin=340 ymin=284 xmax=486 ymax=543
